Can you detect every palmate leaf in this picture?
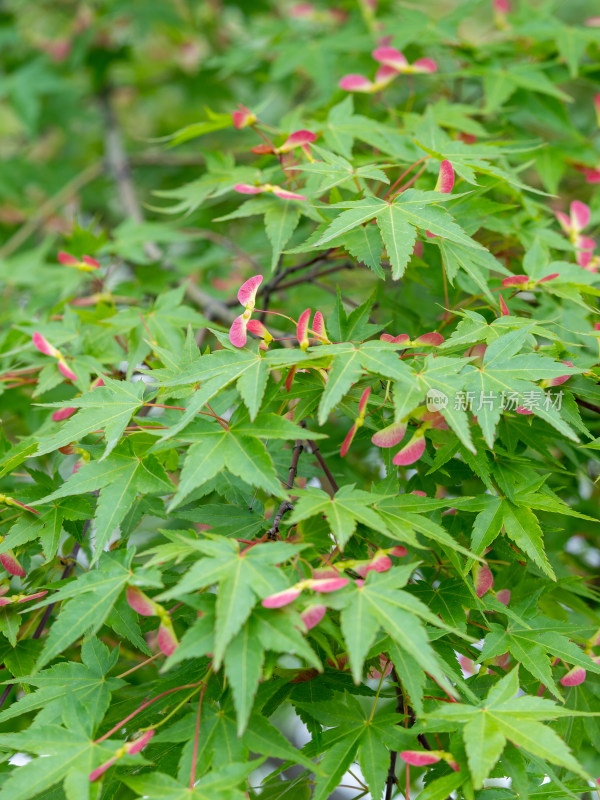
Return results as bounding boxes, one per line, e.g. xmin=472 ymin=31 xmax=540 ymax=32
xmin=36 ymin=377 xmax=146 ymax=460
xmin=123 ymin=762 xmax=257 ymax=800
xmin=287 ymin=485 xmax=387 ymax=549
xmin=464 ymin=495 xmax=555 ymax=578
xmin=29 ymin=551 xmax=134 ymax=671
xmin=463 ymin=327 xmax=581 ymax=448
xmin=313 ymin=340 xmax=418 ymax=425
xmin=479 ymin=620 xmax=600 ymax=701
xmin=168 ymin=427 xmax=286 ymax=510
xmin=34 ymin=444 xmax=173 ymax=562
xmin=0 ymin=503 xmax=80 ymax=561
xmin=158 ymin=539 xmax=304 ymax=667
xmin=155 ymin=348 xmax=318 ymax=440
xmin=224 ymin=617 xmax=265 ymax=735
xmin=437 ymin=239 xmax=509 ymax=301
xmin=0 ymin=727 xmax=114 ymax=800
xmin=376 ymin=203 xmax=417 ymax=279
xmin=264 ymin=199 xmax=301 ymax=270
xmin=338 ymin=566 xmax=460 ymax=694
xmin=309 ymin=191 xmax=483 ymax=279
xmin=426 ymin=667 xmax=595 ymax=788
xmin=0 ymin=638 xmax=122 ymax=726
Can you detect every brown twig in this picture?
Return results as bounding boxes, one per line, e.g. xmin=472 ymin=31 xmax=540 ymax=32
xmin=267 ymin=439 xmax=304 ymax=540
xmin=305 ymin=439 xmax=339 ymax=494
xmin=575 ymin=398 xmax=600 ymax=415
xmin=385 ymin=667 xmax=405 ymax=800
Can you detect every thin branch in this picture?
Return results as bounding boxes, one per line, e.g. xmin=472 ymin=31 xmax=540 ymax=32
xmin=267 ymin=439 xmax=304 ymax=540
xmin=99 ymin=91 xmax=151 ymax=234
xmin=385 ymin=667 xmax=405 ymax=800
xmin=576 ymin=398 xmax=600 ymax=415
xmin=272 ymin=262 xmax=353 ymax=293
xmin=305 ymin=439 xmax=339 ymax=494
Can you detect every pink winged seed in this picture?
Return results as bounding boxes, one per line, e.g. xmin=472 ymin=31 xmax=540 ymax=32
xmin=495 ymin=589 xmax=511 ymax=606
xmin=0 ymin=553 xmax=26 ymax=578
xmin=57 ymin=361 xmax=77 ymax=381
xmin=126 ymin=586 xmax=157 ymax=616
xmin=380 ymin=333 xmax=410 ymax=345
xmin=309 ymin=577 xmax=349 ymax=593
xmin=414 ymin=332 xmax=444 ymax=346
xmin=157 ymin=622 xmax=178 ymax=656
xmin=246 ymin=319 xmax=270 ymax=338
xmin=271 ymin=187 xmax=307 ymax=200
xmin=237 ymin=274 xmax=263 ymax=307
xmin=393 ymin=433 xmax=426 ymax=466
xmin=400 ymin=751 xmax=442 ymax=767
xmin=280 ymin=130 xmax=316 ymax=151
xmin=413 ymin=57 xmax=437 ymax=73
xmin=501 ymin=275 xmax=529 ymax=287
xmin=312 ymin=311 xmax=328 ymax=342
xmin=473 ymin=562 xmax=494 ymax=598
xmin=548 ymin=360 xmax=574 ymax=387
xmin=234 ymin=183 xmax=264 ymax=195
xmin=229 ymin=315 xmax=249 ymax=348
xmin=57 ymin=251 xmax=80 ymax=266
xmin=358 ymin=387 xmax=371 ymax=415
xmin=262 ymin=586 xmax=303 ymax=608
xmin=372 ymin=421 xmax=407 ymax=448
xmin=52 ymin=406 xmax=77 ymax=422
xmin=560 ymin=666 xmax=586 ymax=687
xmin=126 ymin=730 xmax=155 ymax=754
xmin=296 ymin=308 xmax=311 ymax=346
xmin=32 ymin=332 xmax=59 ymax=358
xmin=435 ymin=160 xmax=454 ymax=193
xmin=300 ymin=605 xmax=326 ymax=630
xmin=339 ymin=74 xmax=373 ymax=92
xmin=89 ymin=758 xmax=117 ymax=782
xmin=340 ymin=424 xmax=357 ymax=458
xmin=372 ymin=46 xmax=409 ymax=70
xmin=570 ymin=200 xmax=590 ymax=232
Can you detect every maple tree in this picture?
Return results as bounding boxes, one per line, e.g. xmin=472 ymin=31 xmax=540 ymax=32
xmin=0 ymin=0 xmax=600 ymax=798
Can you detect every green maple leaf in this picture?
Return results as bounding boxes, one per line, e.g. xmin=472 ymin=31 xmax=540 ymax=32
xmin=0 ymin=497 xmax=89 ymax=562
xmin=337 ymin=565 xmax=463 ymax=693
xmin=425 ymin=667 xmax=595 ymax=789
xmin=437 ymin=239 xmax=509 ymax=301
xmin=34 ymin=442 xmax=173 ymax=562
xmin=309 ymin=190 xmax=483 ymax=280
xmin=168 ymin=424 xmax=287 ymax=510
xmin=479 ymin=618 xmax=600 ymax=701
xmin=0 ymin=696 xmax=117 ymax=800
xmin=123 ymin=762 xmax=257 ymax=800
xmin=155 ymin=348 xmax=317 ymax=440
xmin=110 ymin=285 xmax=208 ymax=377
xmin=157 ymin=538 xmax=304 ymax=667
xmin=0 ymin=638 xmax=122 ymax=726
xmin=30 ymin=551 xmax=134 ymax=670
xmin=223 ymin=610 xmax=322 ymax=736
xmin=36 ymin=376 xmax=146 ymax=460
xmin=463 ymin=328 xmax=581 ymax=447
xmin=287 ymin=484 xmax=387 ymax=549
xmin=313 ymin=340 xmax=418 ymax=425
